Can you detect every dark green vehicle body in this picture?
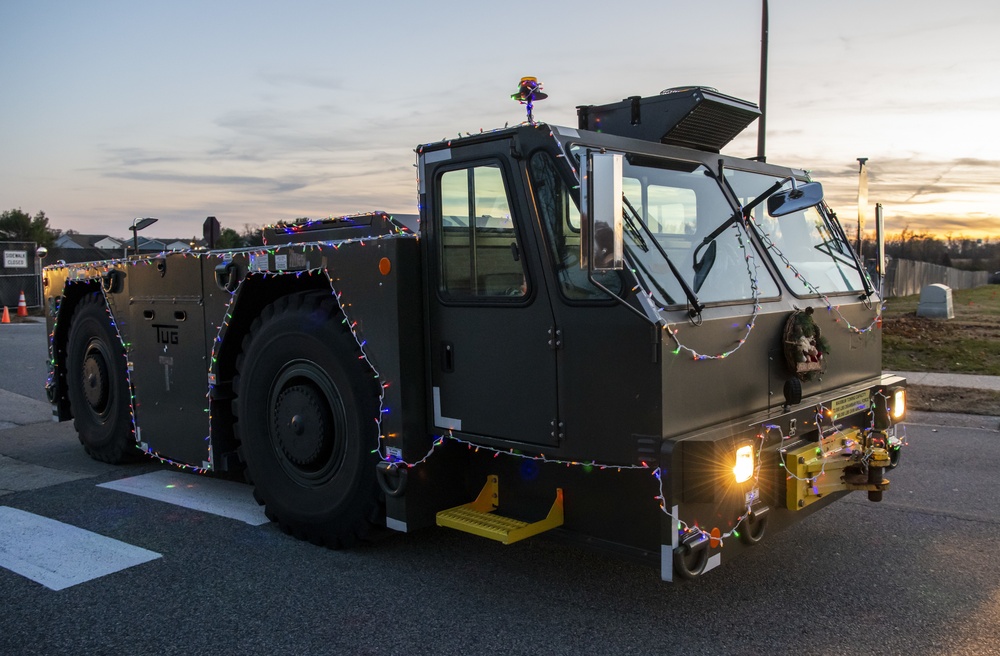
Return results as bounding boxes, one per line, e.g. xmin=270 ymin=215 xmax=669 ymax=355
xmin=44 ymin=88 xmax=905 ymax=580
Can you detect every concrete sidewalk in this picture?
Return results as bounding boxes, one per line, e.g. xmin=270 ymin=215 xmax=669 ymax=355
xmin=0 ymin=388 xmax=52 ymax=430
xmin=885 ymin=370 xmax=1000 ymax=392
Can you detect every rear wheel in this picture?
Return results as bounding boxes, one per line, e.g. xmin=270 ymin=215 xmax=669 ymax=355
xmin=65 ymin=292 xmax=135 ymax=463
xmin=234 ymin=292 xmax=383 ymax=547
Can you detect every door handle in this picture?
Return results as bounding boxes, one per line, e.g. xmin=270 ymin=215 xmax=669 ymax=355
xmin=442 ymin=342 xmax=454 ymax=373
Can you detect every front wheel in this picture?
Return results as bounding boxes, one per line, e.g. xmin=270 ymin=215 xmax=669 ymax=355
xmin=234 ymin=292 xmax=383 ymax=547
xmin=65 ymin=292 xmax=135 ymax=463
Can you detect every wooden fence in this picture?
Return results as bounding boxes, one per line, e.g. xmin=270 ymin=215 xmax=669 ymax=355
xmin=883 ymin=258 xmax=990 ymax=298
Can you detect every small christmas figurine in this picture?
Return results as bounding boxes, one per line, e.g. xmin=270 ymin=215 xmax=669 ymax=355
xmin=784 ymin=306 xmax=830 ymax=379
xmin=511 ymin=77 xmax=548 ymax=125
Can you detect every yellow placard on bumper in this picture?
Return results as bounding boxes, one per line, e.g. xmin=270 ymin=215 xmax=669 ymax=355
xmin=829 ymin=390 xmax=869 ymax=420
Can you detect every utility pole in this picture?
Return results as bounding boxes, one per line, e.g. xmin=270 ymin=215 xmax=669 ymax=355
xmin=756 ymin=0 xmax=769 ymax=162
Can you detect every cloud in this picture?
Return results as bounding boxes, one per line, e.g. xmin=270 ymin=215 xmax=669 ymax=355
xmin=105 ymin=169 xmax=315 ymax=194
xmin=796 ymin=154 xmax=1000 ymax=239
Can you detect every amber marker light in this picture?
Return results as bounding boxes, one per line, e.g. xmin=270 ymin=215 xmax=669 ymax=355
xmin=378 ymin=257 xmax=391 ymax=276
xmin=733 ymin=445 xmax=754 ymax=484
xmin=892 ymin=389 xmax=906 ymax=419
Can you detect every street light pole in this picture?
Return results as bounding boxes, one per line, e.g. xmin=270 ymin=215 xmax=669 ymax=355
xmin=129 ymin=217 xmax=158 ymax=256
xmin=857 ymin=158 xmax=868 ymax=257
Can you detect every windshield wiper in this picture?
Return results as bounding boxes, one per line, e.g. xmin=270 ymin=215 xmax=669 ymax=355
xmin=622 ymin=194 xmax=704 ymax=317
xmin=698 ymin=177 xmax=788 ymax=251
xmin=690 ymin=175 xmax=792 ymax=292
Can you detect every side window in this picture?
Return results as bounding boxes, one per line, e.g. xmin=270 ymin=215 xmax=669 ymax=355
xmin=438 ymin=164 xmax=526 ymax=299
xmin=529 ymin=151 xmax=621 ymax=300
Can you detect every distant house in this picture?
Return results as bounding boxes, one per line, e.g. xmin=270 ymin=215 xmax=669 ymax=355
xmin=136 ymin=236 xmax=167 ymax=252
xmin=54 ymin=233 xmax=122 ymax=250
xmin=54 ymin=234 xmax=83 ymax=249
xmin=133 ymin=237 xmax=200 ymax=252
xmin=49 ymin=233 xmax=121 ymax=264
xmin=94 ymin=236 xmax=123 ymax=250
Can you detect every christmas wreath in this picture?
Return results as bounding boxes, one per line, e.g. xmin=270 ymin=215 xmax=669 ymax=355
xmin=783 ymin=307 xmax=830 ymax=381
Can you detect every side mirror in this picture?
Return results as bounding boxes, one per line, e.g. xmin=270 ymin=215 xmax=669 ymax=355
xmin=767 ymin=181 xmax=824 ymax=217
xmin=584 ymin=151 xmax=624 ymax=270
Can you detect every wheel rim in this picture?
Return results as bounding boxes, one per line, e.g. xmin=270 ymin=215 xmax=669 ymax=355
xmin=267 ymin=360 xmax=348 ymax=485
xmin=81 ymin=337 xmax=113 ymax=419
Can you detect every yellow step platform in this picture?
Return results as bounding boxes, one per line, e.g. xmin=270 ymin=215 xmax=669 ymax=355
xmin=436 ymin=475 xmax=563 ymax=545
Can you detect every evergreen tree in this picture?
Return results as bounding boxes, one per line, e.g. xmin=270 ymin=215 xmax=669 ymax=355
xmin=0 ymin=209 xmax=55 ymax=247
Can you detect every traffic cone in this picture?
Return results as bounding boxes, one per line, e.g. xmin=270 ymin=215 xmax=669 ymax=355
xmin=1 ymin=307 xmax=9 ymax=324
xmin=16 ymin=291 xmax=28 ymax=317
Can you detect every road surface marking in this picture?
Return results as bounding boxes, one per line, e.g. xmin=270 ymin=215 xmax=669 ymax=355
xmin=0 ymin=506 xmax=161 ymax=591
xmin=97 ymin=470 xmax=269 ymax=525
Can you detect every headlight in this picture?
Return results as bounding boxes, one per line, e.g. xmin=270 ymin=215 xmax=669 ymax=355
xmin=892 ymin=389 xmax=906 ymax=419
xmin=733 ymin=445 xmax=754 ymax=484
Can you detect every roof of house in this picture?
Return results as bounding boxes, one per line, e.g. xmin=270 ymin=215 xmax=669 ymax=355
xmin=56 ymin=233 xmax=121 ymax=248
xmin=45 ymin=246 xmax=118 ymax=265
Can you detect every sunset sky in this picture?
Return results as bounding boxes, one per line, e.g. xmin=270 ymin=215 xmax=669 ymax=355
xmin=1 ymin=0 xmax=997 ymax=242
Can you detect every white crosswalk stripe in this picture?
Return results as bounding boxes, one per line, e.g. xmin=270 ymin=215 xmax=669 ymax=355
xmin=0 ymin=506 xmax=161 ymax=591
xmin=1 ymin=470 xmax=269 ymax=590
xmin=97 ymin=470 xmax=269 ymax=525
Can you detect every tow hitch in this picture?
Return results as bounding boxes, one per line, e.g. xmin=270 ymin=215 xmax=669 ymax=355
xmin=784 ymin=429 xmax=893 ymax=509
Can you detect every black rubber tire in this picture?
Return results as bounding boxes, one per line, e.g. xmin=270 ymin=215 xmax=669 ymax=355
xmin=234 ymin=292 xmax=383 ymax=548
xmin=65 ymin=292 xmax=135 ymax=463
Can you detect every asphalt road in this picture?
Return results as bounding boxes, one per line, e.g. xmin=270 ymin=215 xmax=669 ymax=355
xmin=2 ymin=321 xmax=1000 ymax=655
xmin=0 ymin=319 xmax=49 ymax=403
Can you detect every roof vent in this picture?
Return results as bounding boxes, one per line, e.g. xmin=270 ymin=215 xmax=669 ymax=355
xmin=576 ymin=87 xmax=760 ymax=152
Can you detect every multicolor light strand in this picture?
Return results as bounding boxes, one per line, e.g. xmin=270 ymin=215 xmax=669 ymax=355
xmin=745 ymin=211 xmax=882 ymax=335
xmin=44 ymin=205 xmax=902 ymax=564
xmin=663 ymin=222 xmax=764 ymax=360
xmin=654 ymin=390 xmax=906 ymax=550
xmin=44 ymin=228 xmax=416 ymax=474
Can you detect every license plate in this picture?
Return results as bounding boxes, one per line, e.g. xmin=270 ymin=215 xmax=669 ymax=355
xmin=829 ymin=390 xmax=870 ymax=420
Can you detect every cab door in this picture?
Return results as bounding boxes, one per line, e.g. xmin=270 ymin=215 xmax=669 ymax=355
xmin=423 ymin=139 xmax=559 ymax=447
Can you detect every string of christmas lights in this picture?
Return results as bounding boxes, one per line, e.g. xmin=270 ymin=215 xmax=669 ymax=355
xmin=386 ymin=429 xmax=653 ymax=472
xmin=662 ymin=222 xmax=764 ymax=360
xmin=542 ymin=127 xmax=879 ymax=358
xmin=655 ymin=390 xmax=906 ymax=550
xmin=653 ymin=428 xmax=767 ymax=549
xmin=546 ymin=129 xmax=767 ymax=361
xmin=42 ymin=197 xmax=900 ymax=565
xmin=204 ymin=273 xmax=244 ymax=473
xmin=261 ymin=211 xmax=412 ymax=244
xmin=44 ymin=232 xmax=416 ymax=474
xmin=745 ymin=211 xmax=882 ymax=335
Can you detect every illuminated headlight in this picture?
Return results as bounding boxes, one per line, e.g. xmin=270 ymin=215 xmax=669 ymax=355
xmin=733 ymin=445 xmax=754 ymax=484
xmin=892 ymin=389 xmax=906 ymax=419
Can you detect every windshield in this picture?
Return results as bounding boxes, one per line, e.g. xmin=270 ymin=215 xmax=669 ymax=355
xmin=725 ymin=169 xmax=866 ymax=294
xmin=555 ymin=144 xmax=863 ymax=310
xmin=582 ymin=149 xmax=779 ymax=307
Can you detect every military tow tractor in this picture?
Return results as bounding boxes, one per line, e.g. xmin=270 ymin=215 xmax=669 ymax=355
xmin=43 ymin=80 xmax=905 ymax=580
